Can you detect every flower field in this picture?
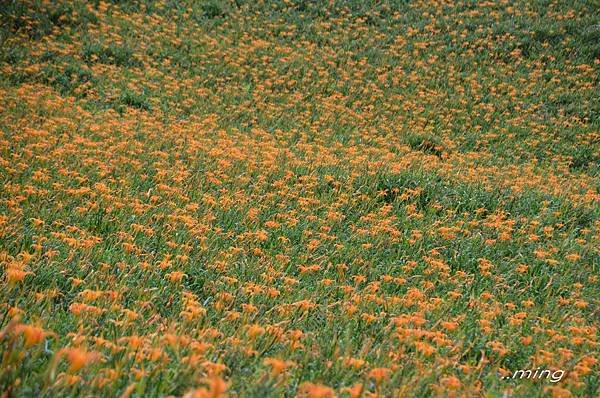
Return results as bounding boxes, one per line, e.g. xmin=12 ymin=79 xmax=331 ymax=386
xmin=0 ymin=0 xmax=598 ymax=396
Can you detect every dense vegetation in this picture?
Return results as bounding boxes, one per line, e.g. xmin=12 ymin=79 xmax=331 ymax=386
xmin=1 ymin=0 xmax=598 ymax=396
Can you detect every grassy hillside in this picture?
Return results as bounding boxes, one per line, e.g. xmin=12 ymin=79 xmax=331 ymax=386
xmin=0 ymin=0 xmax=598 ymax=396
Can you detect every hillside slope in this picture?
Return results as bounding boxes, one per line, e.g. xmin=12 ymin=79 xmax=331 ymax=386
xmin=0 ymin=1 xmax=598 ymax=397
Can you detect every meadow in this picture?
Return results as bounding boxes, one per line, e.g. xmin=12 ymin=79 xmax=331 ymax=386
xmin=0 ymin=0 xmax=598 ymax=396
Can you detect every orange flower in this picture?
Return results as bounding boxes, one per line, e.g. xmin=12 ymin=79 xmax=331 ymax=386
xmin=15 ymin=324 xmax=47 ymax=347
xmin=342 ymin=384 xmax=363 ymax=398
xmin=5 ymin=268 xmax=32 ymax=285
xmin=60 ymin=347 xmax=100 ymax=372
xmin=263 ymin=357 xmax=292 ymax=377
xmin=343 ymin=357 xmax=366 ymax=369
xmin=297 ymin=382 xmax=336 ymax=398
xmin=246 ymin=324 xmax=265 ymax=339
xmin=441 ymin=375 xmax=461 ymax=390
xmin=441 ymin=321 xmax=458 ymax=332
xmin=520 ymin=336 xmax=533 ymax=345
xmin=166 ymin=271 xmax=186 ymax=283
xmin=415 ymin=341 xmax=436 ymax=356
xmin=183 ymin=376 xmax=228 ymax=398
xmin=368 ymin=367 xmax=391 ymax=383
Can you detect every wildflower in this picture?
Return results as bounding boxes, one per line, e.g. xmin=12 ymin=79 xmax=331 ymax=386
xmin=263 ymin=357 xmax=292 ymax=377
xmin=183 ymin=376 xmax=228 ymax=398
xmin=246 ymin=324 xmax=265 ymax=339
xmin=342 ymin=384 xmax=363 ymax=398
xmin=15 ymin=324 xmax=47 ymax=347
xmin=5 ymin=268 xmax=32 ymax=285
xmin=368 ymin=367 xmax=391 ymax=383
xmin=342 ymin=357 xmax=366 ymax=369
xmin=414 ymin=341 xmax=436 ymax=356
xmin=166 ymin=271 xmax=187 ymax=283
xmin=441 ymin=375 xmax=461 ymax=390
xmin=520 ymin=336 xmax=533 ymax=345
xmin=297 ymin=382 xmax=336 ymax=398
xmin=60 ymin=347 xmax=100 ymax=372
xmin=441 ymin=321 xmax=458 ymax=332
